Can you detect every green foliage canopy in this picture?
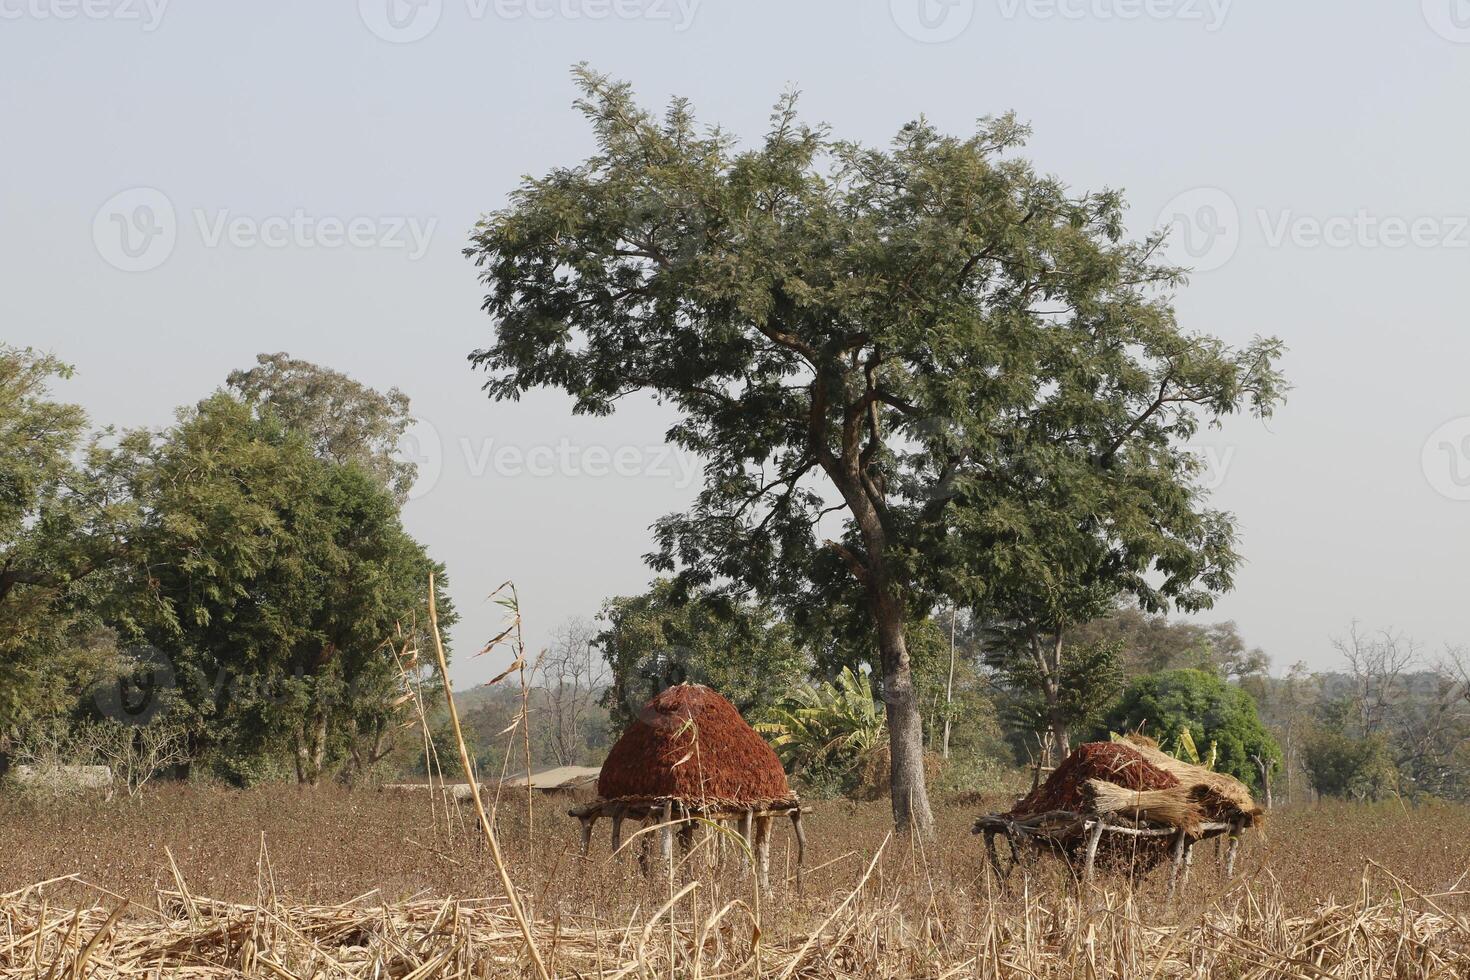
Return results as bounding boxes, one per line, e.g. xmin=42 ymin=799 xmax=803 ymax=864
xmin=120 ymin=393 xmax=453 ymax=784
xmin=227 ymin=352 xmax=417 ymax=504
xmin=596 ymin=579 xmax=806 ymax=731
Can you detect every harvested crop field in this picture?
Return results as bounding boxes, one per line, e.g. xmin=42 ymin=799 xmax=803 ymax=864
xmin=4 ymin=786 xmax=1470 ymax=977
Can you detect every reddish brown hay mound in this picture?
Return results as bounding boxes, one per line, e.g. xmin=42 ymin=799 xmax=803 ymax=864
xmin=597 ymin=684 xmax=794 ymax=807
xmin=1008 ymin=742 xmax=1178 ymax=818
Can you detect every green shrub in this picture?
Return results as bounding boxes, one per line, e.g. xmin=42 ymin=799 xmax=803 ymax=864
xmin=1099 ymin=668 xmax=1282 ymax=793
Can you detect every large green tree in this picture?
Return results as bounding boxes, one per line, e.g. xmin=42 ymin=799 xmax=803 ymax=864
xmin=466 ymin=69 xmax=1283 ymax=833
xmin=123 ymin=393 xmax=452 ymax=784
xmin=1071 ymin=606 xmax=1270 ymax=681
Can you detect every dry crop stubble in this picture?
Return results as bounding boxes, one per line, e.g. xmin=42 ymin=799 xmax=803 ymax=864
xmin=4 ymin=789 xmax=1470 ymax=976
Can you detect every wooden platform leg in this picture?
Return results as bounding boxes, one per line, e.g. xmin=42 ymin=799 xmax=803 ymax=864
xmin=739 ymin=809 xmax=754 ymax=875
xmin=660 ymin=800 xmax=675 ymax=871
xmin=610 ymin=806 xmax=626 ymax=859
xmin=790 ymin=809 xmax=807 ymax=894
xmin=1082 ymin=819 xmax=1105 ymax=884
xmin=637 ymin=819 xmax=652 ymax=877
xmin=1167 ymin=828 xmax=1188 ymax=898
xmin=754 ymin=815 xmax=772 ymax=893
xmin=1224 ymin=819 xmax=1243 ymax=879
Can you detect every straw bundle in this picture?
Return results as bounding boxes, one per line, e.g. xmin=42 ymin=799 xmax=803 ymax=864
xmin=1009 ymin=736 xmax=1262 ymax=835
xmin=1116 ymin=734 xmax=1265 ymax=827
xmin=1083 ymin=779 xmax=1203 ymax=834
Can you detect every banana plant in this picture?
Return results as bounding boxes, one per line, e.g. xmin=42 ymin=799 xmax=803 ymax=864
xmin=755 ymin=667 xmax=887 ymax=777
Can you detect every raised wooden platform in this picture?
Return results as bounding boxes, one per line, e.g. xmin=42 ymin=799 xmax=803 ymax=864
xmin=972 ymin=809 xmax=1251 ymax=895
xmin=569 ymin=798 xmax=809 ymax=891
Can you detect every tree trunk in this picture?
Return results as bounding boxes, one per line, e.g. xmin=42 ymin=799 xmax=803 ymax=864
xmin=874 ymin=589 xmax=935 ymax=837
xmin=1030 ymin=631 xmax=1070 ymax=767
xmin=1046 ymin=696 xmax=1071 ymax=764
xmin=294 ymin=710 xmax=328 ymax=787
xmin=941 ymin=605 xmax=957 ymax=760
xmin=816 ymin=378 xmax=934 ymax=836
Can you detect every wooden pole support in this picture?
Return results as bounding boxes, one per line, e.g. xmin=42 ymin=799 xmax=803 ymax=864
xmin=790 ymin=809 xmax=807 ymax=866
xmin=1224 ymin=818 xmax=1243 ymax=879
xmin=610 ymin=806 xmax=625 ymax=857
xmin=1167 ymin=828 xmax=1188 ymax=898
xmin=660 ymin=800 xmax=674 ymax=870
xmin=677 ymin=817 xmax=695 ymax=860
xmin=1082 ymin=819 xmax=1105 ymax=883
xmin=755 ymin=815 xmax=772 ymax=893
xmin=740 ymin=809 xmax=754 ymax=875
xmin=983 ymin=830 xmax=1002 ymax=882
xmin=790 ymin=809 xmax=807 ymax=893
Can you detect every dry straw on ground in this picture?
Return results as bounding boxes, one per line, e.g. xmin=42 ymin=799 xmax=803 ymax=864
xmin=4 ymin=859 xmax=1470 ymax=978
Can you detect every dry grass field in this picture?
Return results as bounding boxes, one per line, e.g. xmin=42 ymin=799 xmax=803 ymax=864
xmin=3 ymin=785 xmax=1470 ymax=977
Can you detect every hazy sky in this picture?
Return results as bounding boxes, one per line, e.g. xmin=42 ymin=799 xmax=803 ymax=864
xmin=5 ymin=1 xmax=1469 ymax=684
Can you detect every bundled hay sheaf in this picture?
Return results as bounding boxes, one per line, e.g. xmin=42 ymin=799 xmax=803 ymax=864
xmin=596 ymin=683 xmax=795 ymax=807
xmin=1007 ymin=741 xmax=1179 ymax=817
xmin=1008 ymin=735 xmax=1262 ymax=834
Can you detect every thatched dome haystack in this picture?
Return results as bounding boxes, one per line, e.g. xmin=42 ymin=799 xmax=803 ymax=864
xmin=597 ymin=684 xmax=794 ymax=808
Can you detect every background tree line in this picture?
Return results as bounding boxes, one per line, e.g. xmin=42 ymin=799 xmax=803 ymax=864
xmin=452 ymin=584 xmax=1470 ymax=812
